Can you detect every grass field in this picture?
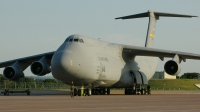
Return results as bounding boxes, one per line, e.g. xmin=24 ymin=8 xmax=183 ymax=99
xmin=148 ymin=79 xmax=200 ymax=90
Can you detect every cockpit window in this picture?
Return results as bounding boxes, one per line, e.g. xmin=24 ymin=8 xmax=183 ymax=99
xmin=79 ymin=39 xmax=84 ymax=43
xmin=74 ymin=38 xmax=79 ymax=42
xmin=64 ymin=38 xmax=70 ymax=42
xmin=69 ymin=38 xmax=73 ymax=42
xmin=65 ymin=37 xmax=84 ymax=43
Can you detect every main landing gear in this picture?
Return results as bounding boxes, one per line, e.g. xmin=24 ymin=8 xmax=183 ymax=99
xmin=124 ymin=85 xmax=151 ymax=95
xmin=74 ymin=88 xmax=91 ymax=96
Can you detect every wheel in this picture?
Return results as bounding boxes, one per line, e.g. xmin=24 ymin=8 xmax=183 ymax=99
xmin=106 ymin=88 xmax=110 ymax=95
xmin=95 ymin=88 xmax=99 ymax=94
xmin=74 ymin=88 xmax=77 ymax=96
xmin=100 ymin=88 xmax=106 ymax=95
xmin=85 ymin=89 xmax=91 ymax=96
xmin=88 ymin=89 xmax=91 ymax=96
xmin=78 ymin=89 xmax=81 ymax=96
xmin=84 ymin=89 xmax=89 ymax=96
xmin=92 ymin=88 xmax=98 ymax=95
xmin=143 ymin=89 xmax=146 ymax=95
xmin=92 ymin=88 xmax=95 ymax=95
xmin=124 ymin=88 xmax=127 ymax=95
xmin=127 ymin=88 xmax=131 ymax=95
xmin=141 ymin=88 xmax=144 ymax=95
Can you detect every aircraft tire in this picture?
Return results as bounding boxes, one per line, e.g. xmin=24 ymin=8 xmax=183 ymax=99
xmin=124 ymin=88 xmax=127 ymax=95
xmin=78 ymin=89 xmax=81 ymax=96
xmin=84 ymin=89 xmax=90 ymax=96
xmin=88 ymin=89 xmax=91 ymax=96
xmin=74 ymin=88 xmax=77 ymax=96
xmin=107 ymin=88 xmax=110 ymax=95
xmin=100 ymin=88 xmax=105 ymax=95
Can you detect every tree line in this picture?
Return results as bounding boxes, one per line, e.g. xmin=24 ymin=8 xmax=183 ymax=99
xmin=0 ymin=74 xmax=57 ymax=83
xmin=0 ymin=72 xmax=199 ymax=89
xmin=0 ymin=74 xmax=69 ymax=89
xmin=177 ymin=73 xmax=200 ymax=79
xmin=1 ymin=72 xmax=199 ymax=82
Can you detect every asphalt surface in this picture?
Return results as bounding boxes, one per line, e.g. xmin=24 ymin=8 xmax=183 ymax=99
xmin=0 ymin=90 xmax=200 ymax=112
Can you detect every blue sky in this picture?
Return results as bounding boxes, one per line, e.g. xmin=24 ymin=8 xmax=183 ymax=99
xmin=0 ymin=0 xmax=200 ymax=76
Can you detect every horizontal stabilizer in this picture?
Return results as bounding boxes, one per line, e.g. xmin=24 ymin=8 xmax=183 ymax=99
xmin=115 ymin=10 xmax=198 ymax=48
xmin=115 ymin=10 xmax=198 ymax=20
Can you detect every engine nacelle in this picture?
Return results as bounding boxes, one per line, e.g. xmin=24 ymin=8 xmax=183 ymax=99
xmin=164 ymin=60 xmax=181 ymax=76
xmin=30 ymin=61 xmax=51 ymax=76
xmin=3 ymin=66 xmax=24 ymax=80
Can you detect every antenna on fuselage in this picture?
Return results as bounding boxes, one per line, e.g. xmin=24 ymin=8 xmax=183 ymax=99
xmin=115 ymin=10 xmax=197 ymax=48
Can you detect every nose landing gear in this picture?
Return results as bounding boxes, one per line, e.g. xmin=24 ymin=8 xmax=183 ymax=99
xmin=74 ymin=87 xmax=110 ymax=96
xmin=74 ymin=87 xmax=91 ymax=96
xmin=92 ymin=88 xmax=110 ymax=95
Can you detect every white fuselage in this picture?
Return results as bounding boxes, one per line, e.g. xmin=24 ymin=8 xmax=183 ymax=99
xmin=51 ymin=35 xmax=158 ymax=88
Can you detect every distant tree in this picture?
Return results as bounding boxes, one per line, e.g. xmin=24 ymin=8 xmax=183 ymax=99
xmin=35 ymin=79 xmax=44 ymax=84
xmin=176 ymin=76 xmax=180 ymax=79
xmin=14 ymin=77 xmax=35 ymax=88
xmin=43 ymin=79 xmax=57 ymax=83
xmin=0 ymin=74 xmax=6 ymax=81
xmin=180 ymin=73 xmax=199 ymax=79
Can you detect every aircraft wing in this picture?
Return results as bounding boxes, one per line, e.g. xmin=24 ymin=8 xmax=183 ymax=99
xmin=0 ymin=51 xmax=55 ymax=68
xmin=122 ymin=45 xmax=200 ymax=61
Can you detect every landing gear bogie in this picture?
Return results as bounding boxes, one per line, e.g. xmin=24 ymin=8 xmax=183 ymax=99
xmin=124 ymin=85 xmax=151 ymax=95
xmin=91 ymin=88 xmax=110 ymax=95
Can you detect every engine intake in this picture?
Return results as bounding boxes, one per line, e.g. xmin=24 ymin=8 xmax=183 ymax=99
xmin=31 ymin=61 xmax=51 ymax=76
xmin=3 ymin=66 xmax=24 ymax=80
xmin=164 ymin=60 xmax=181 ymax=76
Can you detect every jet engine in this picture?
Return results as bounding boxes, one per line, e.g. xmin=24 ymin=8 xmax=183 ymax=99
xmin=164 ymin=60 xmax=181 ymax=76
xmin=30 ymin=61 xmax=51 ymax=76
xmin=3 ymin=66 xmax=24 ymax=80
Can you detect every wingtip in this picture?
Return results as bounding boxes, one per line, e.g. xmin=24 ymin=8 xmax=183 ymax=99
xmin=190 ymin=16 xmax=198 ymax=18
xmin=115 ymin=17 xmax=120 ymax=20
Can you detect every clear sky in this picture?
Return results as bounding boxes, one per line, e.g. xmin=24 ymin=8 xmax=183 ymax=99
xmin=0 ymin=0 xmax=200 ymax=76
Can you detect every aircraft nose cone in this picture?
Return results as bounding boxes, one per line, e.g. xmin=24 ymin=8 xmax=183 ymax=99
xmin=51 ymin=51 xmax=72 ymax=76
xmin=60 ymin=56 xmax=72 ymax=70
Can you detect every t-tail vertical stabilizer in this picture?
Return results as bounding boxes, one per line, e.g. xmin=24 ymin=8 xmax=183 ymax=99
xmin=115 ymin=10 xmax=197 ymax=48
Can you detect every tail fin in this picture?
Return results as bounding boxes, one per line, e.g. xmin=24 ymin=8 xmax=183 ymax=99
xmin=115 ymin=10 xmax=197 ymax=48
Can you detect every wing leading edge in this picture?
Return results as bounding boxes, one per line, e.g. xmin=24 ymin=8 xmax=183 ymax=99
xmin=1 ymin=46 xmax=199 ymax=67
xmin=122 ymin=45 xmax=200 ymax=61
xmin=0 ymin=51 xmax=55 ymax=68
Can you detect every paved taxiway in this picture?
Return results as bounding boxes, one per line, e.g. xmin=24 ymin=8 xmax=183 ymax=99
xmin=0 ymin=90 xmax=200 ymax=112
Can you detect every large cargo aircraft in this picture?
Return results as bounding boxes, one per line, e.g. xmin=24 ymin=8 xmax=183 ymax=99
xmin=0 ymin=10 xmax=199 ymax=95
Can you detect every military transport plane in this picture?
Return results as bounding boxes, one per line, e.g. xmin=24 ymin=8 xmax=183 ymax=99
xmin=0 ymin=10 xmax=199 ymax=95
